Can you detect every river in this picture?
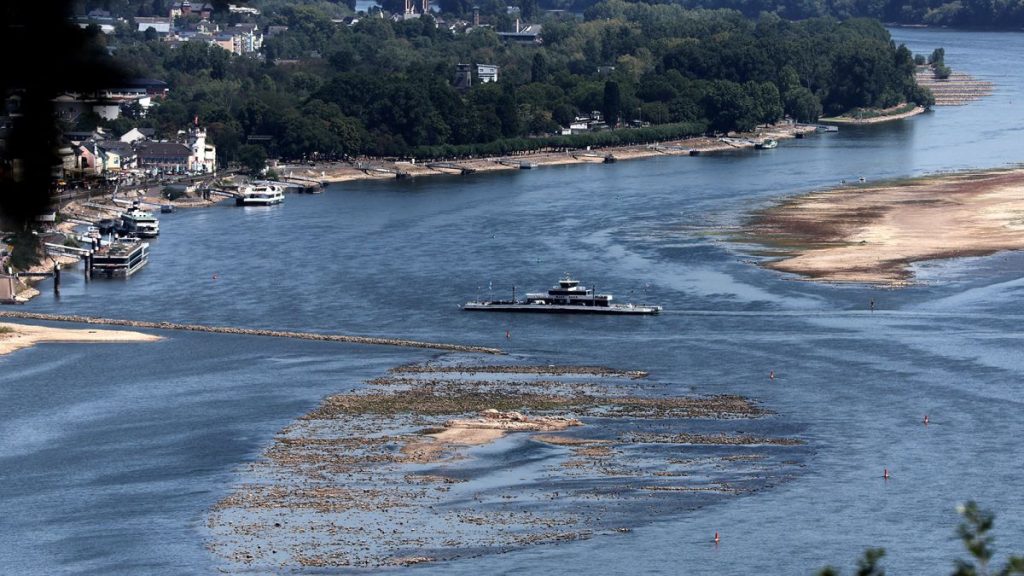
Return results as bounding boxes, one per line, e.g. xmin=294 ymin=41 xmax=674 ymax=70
xmin=1 ymin=28 xmax=1023 ymax=575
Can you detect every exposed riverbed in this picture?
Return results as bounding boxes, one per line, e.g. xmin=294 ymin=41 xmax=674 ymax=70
xmin=1 ymin=27 xmax=1023 ymax=576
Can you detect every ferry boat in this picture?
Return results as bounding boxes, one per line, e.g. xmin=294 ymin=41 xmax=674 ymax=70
xmin=90 ymin=239 xmax=149 ymax=278
xmin=463 ymin=277 xmax=661 ymax=315
xmin=121 ymin=206 xmax=160 ymax=237
xmin=235 ymin=182 xmax=285 ymax=206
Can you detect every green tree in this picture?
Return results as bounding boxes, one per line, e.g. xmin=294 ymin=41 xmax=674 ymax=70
xmin=237 ymin=144 xmax=267 ymax=175
xmin=952 ymin=502 xmax=1024 ymax=576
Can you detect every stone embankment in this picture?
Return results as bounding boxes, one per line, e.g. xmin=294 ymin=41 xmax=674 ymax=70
xmin=0 ymin=311 xmax=502 ymax=354
xmin=916 ymin=70 xmax=994 ymax=105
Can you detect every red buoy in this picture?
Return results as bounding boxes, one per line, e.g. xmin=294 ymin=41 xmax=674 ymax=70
xmin=769 ymin=370 xmax=775 ymax=381
xmin=923 ymin=414 xmax=929 ymax=426
xmin=883 ymin=468 xmax=890 ymax=480
xmin=505 ymin=330 xmax=510 ymax=339
xmin=714 ymin=531 xmax=720 ymax=544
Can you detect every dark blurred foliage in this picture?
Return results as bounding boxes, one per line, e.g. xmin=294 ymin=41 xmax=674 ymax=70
xmin=0 ymin=1 xmax=238 ymax=228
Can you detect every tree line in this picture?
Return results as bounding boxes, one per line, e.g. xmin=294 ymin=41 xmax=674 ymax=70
xmin=88 ymin=1 xmax=933 ymax=163
xmin=545 ymin=0 xmax=1024 ymax=29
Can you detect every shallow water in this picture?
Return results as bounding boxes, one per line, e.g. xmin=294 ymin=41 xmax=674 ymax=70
xmin=2 ymin=28 xmax=1024 ymax=575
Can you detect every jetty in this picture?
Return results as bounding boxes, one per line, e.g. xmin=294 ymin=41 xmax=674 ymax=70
xmin=355 ymin=162 xmax=410 ymax=179
xmin=0 ymin=311 xmax=504 ymax=354
xmin=278 ymin=175 xmax=325 ymax=193
xmin=496 ymin=159 xmax=537 ymax=169
xmin=426 ymin=162 xmax=477 ymax=175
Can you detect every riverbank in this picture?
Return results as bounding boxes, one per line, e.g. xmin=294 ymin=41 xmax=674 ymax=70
xmin=276 ymin=123 xmax=820 ymax=184
xmin=0 ymin=322 xmax=160 ymax=356
xmin=744 ymin=167 xmax=1024 ymax=285
xmin=819 ymin=104 xmax=927 ymax=125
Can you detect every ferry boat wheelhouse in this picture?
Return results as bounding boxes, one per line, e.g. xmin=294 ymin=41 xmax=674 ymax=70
xmin=464 ymin=277 xmax=661 ymax=315
xmin=235 ymin=182 xmax=285 ymax=206
xmin=90 ymin=239 xmax=149 ymax=278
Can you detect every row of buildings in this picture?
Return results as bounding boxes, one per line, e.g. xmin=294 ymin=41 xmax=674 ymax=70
xmin=75 ymin=2 xmax=267 ymax=57
xmin=59 ymin=126 xmax=216 ymax=179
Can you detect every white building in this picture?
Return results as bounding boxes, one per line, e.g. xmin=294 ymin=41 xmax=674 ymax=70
xmin=476 ymin=64 xmax=498 ymax=83
xmin=188 ymin=127 xmax=217 ymax=173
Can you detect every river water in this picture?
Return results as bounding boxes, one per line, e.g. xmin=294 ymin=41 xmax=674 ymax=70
xmin=2 ymin=28 xmax=1023 ymax=575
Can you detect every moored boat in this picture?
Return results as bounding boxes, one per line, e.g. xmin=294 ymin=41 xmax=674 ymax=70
xmin=464 ymin=276 xmax=661 ymax=315
xmin=90 ymin=238 xmax=149 ymax=278
xmin=755 ymin=138 xmax=778 ymax=149
xmin=235 ymin=182 xmax=285 ymax=206
xmin=121 ymin=206 xmax=160 ymax=237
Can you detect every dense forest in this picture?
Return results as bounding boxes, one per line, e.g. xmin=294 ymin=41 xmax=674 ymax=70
xmin=539 ymin=0 xmax=1024 ymax=29
xmin=79 ymin=0 xmax=932 ymax=162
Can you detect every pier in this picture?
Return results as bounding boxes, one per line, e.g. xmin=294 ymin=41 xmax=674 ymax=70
xmin=0 ymin=311 xmax=504 ymax=354
xmin=355 ymin=162 xmax=410 ymax=179
xmin=426 ymin=162 xmax=477 ymax=175
xmin=496 ymin=159 xmax=537 ymax=169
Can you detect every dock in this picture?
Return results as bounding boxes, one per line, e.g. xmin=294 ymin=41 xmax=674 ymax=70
xmin=496 ymin=159 xmax=537 ymax=169
xmin=355 ymin=162 xmax=410 ymax=179
xmin=278 ymin=174 xmax=325 ymax=192
xmin=426 ymin=162 xmax=477 ymax=175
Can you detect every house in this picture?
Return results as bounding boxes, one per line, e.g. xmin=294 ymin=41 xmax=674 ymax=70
xmin=171 ymin=1 xmax=214 ymax=19
xmin=498 ymin=23 xmax=542 ymax=44
xmin=453 ymin=64 xmax=473 ymax=90
xmin=73 ymin=145 xmax=100 ymax=175
xmin=136 ymin=17 xmax=172 ymax=35
xmin=229 ymin=4 xmax=261 ymax=15
xmin=226 ymin=23 xmax=262 ymax=54
xmin=137 ymin=142 xmax=192 ymax=171
xmin=476 ymin=64 xmax=498 ymax=83
xmin=94 ymin=140 xmax=137 ymax=172
xmin=120 ymin=128 xmax=154 ymax=144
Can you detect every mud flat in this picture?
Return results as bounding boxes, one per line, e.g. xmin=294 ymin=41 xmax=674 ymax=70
xmin=206 ymin=357 xmax=805 ymax=570
xmin=744 ymin=168 xmax=1024 ymax=285
xmin=0 ymin=322 xmax=161 ymax=356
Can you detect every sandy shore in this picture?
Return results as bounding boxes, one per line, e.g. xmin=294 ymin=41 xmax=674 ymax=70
xmin=277 ymin=123 xmax=818 ymax=184
xmin=0 ymin=322 xmax=161 ymax=356
xmin=820 ymin=105 xmax=927 ymax=124
xmin=746 ymin=168 xmax=1024 ymax=285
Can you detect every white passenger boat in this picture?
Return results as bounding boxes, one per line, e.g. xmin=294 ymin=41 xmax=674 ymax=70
xmin=235 ymin=182 xmax=285 ymax=206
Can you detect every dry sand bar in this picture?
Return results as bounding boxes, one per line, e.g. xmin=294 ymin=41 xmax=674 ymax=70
xmin=0 ymin=311 xmax=502 ymax=354
xmin=744 ymin=168 xmax=1024 ymax=285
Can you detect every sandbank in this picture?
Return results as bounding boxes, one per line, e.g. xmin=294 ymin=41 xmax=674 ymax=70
xmin=0 ymin=322 xmax=161 ymax=356
xmin=746 ymin=168 xmax=1024 ymax=285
